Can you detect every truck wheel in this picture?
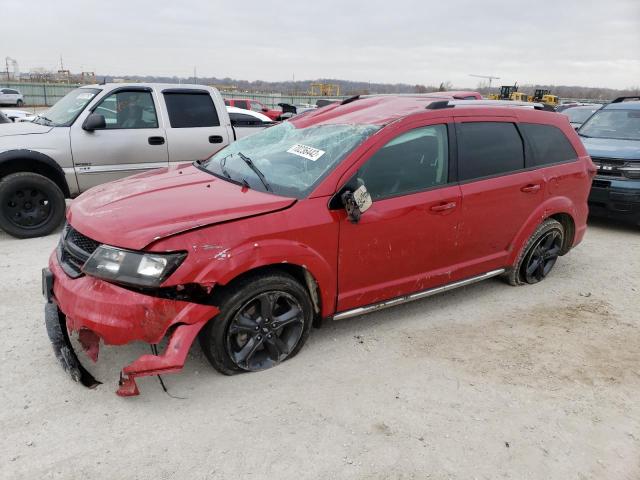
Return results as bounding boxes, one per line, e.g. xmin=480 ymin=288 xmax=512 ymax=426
xmin=0 ymin=172 xmax=66 ymax=238
xmin=199 ymin=272 xmax=313 ymax=375
xmin=506 ymin=218 xmax=564 ymax=286
xmin=16 ymin=99 xmax=24 ymax=107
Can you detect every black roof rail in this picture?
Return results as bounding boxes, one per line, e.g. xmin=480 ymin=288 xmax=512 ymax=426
xmin=426 ymin=99 xmax=545 ymax=110
xmin=611 ymin=96 xmax=640 ymax=103
xmin=341 ymin=95 xmax=360 ymax=105
xmin=426 ymin=100 xmax=453 ymax=110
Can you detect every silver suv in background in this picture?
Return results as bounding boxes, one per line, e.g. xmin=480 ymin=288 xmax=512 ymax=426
xmin=0 ymin=88 xmax=24 ymax=107
xmin=0 ymin=83 xmax=268 ymax=238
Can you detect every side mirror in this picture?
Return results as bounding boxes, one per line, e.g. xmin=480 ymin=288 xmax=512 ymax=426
xmin=82 ymin=113 xmax=106 ymax=131
xmin=341 ymin=184 xmax=372 ymax=223
xmin=262 ymin=107 xmax=269 ymax=112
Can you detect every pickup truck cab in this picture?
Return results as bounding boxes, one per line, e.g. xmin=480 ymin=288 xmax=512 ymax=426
xmin=224 ymin=98 xmax=283 ymax=121
xmin=0 ymin=83 xmax=265 ymax=238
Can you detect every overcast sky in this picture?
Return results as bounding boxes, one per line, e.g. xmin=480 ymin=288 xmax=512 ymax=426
xmin=3 ymin=0 xmax=639 ymax=89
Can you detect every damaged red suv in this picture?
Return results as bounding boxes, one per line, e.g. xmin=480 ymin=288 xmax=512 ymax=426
xmin=43 ymin=96 xmax=595 ymax=396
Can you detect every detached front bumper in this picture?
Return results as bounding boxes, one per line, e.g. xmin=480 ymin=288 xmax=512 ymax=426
xmin=44 ymin=252 xmax=219 ymax=396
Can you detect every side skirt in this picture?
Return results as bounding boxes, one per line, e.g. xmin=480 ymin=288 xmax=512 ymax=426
xmin=332 ymin=269 xmax=505 ymax=321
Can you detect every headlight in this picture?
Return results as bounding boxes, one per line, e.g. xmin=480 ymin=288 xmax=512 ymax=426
xmin=82 ymin=245 xmax=186 ymax=288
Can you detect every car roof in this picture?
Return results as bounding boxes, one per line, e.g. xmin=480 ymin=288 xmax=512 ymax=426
xmin=568 ymin=105 xmax=601 ymax=111
xmin=603 ymin=100 xmax=640 ymax=110
xmin=289 ymin=95 xmax=553 ymax=128
xmin=290 ymin=95 xmax=451 ymax=127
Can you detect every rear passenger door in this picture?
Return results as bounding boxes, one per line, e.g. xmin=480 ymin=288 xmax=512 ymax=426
xmin=161 ymin=89 xmax=231 ymax=163
xmin=455 ymin=118 xmax=546 ymax=275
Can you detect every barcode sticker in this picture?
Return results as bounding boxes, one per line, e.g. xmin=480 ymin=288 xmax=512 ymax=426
xmin=287 ymin=144 xmax=325 ymax=161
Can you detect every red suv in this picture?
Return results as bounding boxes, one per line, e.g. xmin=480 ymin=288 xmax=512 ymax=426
xmin=43 ymin=96 xmax=595 ymax=396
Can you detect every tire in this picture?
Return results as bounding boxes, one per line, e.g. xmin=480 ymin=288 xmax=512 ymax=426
xmin=199 ymin=271 xmax=314 ymax=375
xmin=505 ymin=218 xmax=564 ymax=286
xmin=16 ymin=99 xmax=24 ymax=107
xmin=0 ymin=172 xmax=66 ymax=238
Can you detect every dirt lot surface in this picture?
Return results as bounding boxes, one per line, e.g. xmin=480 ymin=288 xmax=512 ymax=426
xmin=1 ymin=218 xmax=639 ymax=479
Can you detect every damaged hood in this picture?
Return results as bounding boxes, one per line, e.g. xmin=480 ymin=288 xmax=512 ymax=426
xmin=68 ymin=164 xmax=296 ymax=250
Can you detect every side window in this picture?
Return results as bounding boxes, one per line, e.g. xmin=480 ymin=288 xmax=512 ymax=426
xmin=163 ymin=92 xmax=220 ymax=128
xmin=520 ymin=123 xmax=577 ymax=166
xmin=250 ymin=101 xmax=263 ymax=112
xmin=458 ymin=122 xmax=524 ymax=181
xmin=93 ymin=90 xmax=158 ymax=129
xmin=235 ymin=100 xmax=249 ymax=110
xmin=358 ymin=124 xmax=449 ymax=200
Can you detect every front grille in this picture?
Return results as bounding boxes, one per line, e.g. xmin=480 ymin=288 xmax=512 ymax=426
xmin=66 ymin=226 xmax=100 ymax=255
xmin=591 ymin=157 xmax=625 ymax=178
xmin=57 ymin=223 xmax=102 ymax=278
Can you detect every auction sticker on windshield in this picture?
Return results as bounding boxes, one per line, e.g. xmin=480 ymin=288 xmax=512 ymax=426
xmin=287 ymin=144 xmax=325 ymax=161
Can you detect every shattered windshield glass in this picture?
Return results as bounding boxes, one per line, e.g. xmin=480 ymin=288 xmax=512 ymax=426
xmin=201 ymin=122 xmax=380 ymax=198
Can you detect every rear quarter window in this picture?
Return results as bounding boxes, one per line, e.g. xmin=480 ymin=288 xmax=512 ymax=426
xmin=163 ymin=92 xmax=220 ymax=128
xmin=520 ymin=123 xmax=577 ymax=166
xmin=457 ymin=122 xmax=525 ymax=181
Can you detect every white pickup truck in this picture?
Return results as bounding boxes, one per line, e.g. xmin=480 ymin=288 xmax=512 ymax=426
xmin=0 ymin=83 xmax=268 ymax=238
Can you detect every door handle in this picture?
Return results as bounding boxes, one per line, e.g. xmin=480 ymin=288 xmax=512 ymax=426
xmin=520 ymin=184 xmax=541 ymax=193
xmin=209 ymin=135 xmax=223 ymax=144
xmin=148 ymin=136 xmax=165 ymax=145
xmin=430 ymin=201 xmax=457 ymax=212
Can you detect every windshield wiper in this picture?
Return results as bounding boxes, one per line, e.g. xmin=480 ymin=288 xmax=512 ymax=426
xmin=219 ymin=155 xmax=233 ymax=179
xmin=237 ymin=152 xmax=271 ymax=192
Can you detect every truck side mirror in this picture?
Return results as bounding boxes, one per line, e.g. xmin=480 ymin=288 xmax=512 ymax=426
xmin=82 ymin=113 xmax=106 ymax=131
xmin=341 ymin=185 xmax=372 ymax=223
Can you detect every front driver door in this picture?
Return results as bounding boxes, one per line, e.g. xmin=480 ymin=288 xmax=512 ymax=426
xmin=70 ymin=87 xmax=169 ymax=191
xmin=336 ymin=121 xmax=462 ymax=312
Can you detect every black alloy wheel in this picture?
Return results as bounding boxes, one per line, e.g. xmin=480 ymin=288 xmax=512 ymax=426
xmin=506 ymin=218 xmax=565 ymax=286
xmin=521 ymin=229 xmax=563 ymax=284
xmin=226 ymin=291 xmax=305 ymax=371
xmin=199 ymin=272 xmax=314 ymax=376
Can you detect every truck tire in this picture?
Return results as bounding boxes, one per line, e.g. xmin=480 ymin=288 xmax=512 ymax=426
xmin=0 ymin=172 xmax=66 ymax=238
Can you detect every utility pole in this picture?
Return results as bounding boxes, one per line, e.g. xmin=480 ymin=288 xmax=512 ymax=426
xmin=5 ymin=57 xmax=9 ymax=81
xmin=193 ymin=66 xmax=197 ymax=84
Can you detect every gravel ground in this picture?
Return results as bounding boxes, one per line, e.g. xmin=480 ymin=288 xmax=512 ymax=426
xmin=1 ymin=218 xmax=639 ymax=479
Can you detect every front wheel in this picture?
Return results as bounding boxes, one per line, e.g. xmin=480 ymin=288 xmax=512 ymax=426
xmin=199 ymin=272 xmax=314 ymax=375
xmin=0 ymin=172 xmax=66 ymax=238
xmin=506 ymin=218 xmax=564 ymax=286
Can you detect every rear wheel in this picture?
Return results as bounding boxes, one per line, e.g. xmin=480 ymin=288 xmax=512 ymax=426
xmin=199 ymin=272 xmax=314 ymax=375
xmin=16 ymin=99 xmax=24 ymax=107
xmin=506 ymin=218 xmax=564 ymax=286
xmin=0 ymin=172 xmax=66 ymax=238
